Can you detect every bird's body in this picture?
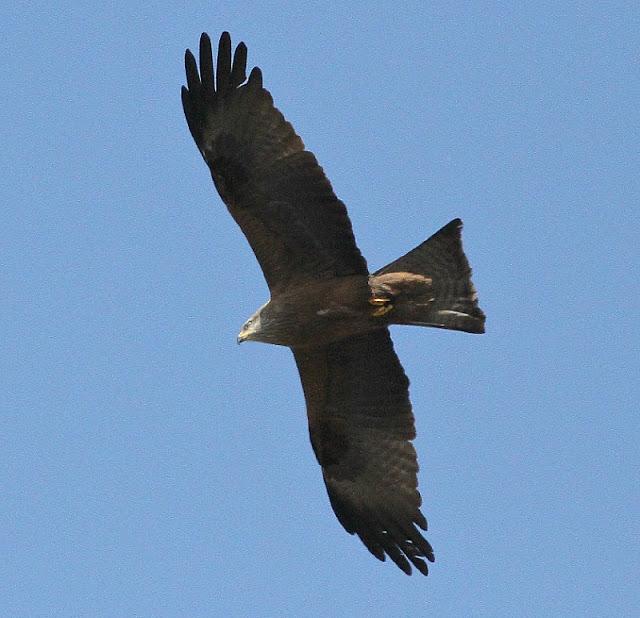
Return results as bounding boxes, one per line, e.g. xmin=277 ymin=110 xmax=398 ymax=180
xmin=239 ymin=271 xmax=434 ymax=347
xmin=239 ymin=274 xmax=373 ymax=347
xmin=240 ymin=263 xmax=481 ymax=348
xmin=182 ymin=32 xmax=485 ymax=575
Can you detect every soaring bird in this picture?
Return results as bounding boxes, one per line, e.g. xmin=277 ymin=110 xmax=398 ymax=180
xmin=181 ymin=32 xmax=485 ymax=575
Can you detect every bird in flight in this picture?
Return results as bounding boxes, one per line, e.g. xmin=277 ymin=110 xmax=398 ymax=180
xmin=181 ymin=32 xmax=485 ymax=575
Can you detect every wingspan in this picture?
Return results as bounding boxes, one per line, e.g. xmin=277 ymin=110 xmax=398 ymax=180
xmin=293 ymin=329 xmax=434 ymax=575
xmin=182 ymin=32 xmax=368 ymax=291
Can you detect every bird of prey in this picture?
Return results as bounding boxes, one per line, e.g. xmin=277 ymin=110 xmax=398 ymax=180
xmin=181 ymin=32 xmax=485 ymax=576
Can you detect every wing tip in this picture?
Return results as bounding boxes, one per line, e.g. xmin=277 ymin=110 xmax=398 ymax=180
xmin=355 ymin=518 xmax=434 ymax=576
xmin=248 ymin=66 xmax=263 ymax=89
xmin=414 ymin=511 xmax=428 ymax=530
xmin=185 ymin=31 xmax=253 ymax=97
xmin=200 ymin=31 xmax=212 ymax=48
xmin=184 ymin=48 xmax=200 ymax=90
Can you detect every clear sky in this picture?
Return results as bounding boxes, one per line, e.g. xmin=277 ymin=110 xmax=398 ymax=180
xmin=3 ymin=2 xmax=639 ymax=616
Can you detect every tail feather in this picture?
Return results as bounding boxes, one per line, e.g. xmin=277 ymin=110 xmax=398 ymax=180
xmin=374 ymin=219 xmax=485 ymax=334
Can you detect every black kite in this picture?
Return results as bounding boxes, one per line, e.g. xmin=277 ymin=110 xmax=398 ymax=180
xmin=181 ymin=32 xmax=485 ymax=575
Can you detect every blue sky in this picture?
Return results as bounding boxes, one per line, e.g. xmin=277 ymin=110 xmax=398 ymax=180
xmin=3 ymin=2 xmax=639 ymax=616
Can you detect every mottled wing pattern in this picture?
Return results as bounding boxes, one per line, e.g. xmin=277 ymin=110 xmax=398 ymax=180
xmin=181 ymin=33 xmax=368 ymax=291
xmin=293 ymin=329 xmax=434 ymax=575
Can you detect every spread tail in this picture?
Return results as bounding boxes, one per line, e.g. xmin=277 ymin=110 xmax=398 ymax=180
xmin=373 ymin=219 xmax=485 ymax=334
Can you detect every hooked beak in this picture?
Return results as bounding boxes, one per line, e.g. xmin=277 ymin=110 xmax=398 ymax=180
xmin=237 ymin=331 xmax=247 ymax=344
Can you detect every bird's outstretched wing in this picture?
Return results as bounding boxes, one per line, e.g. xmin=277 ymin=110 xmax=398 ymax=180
xmin=182 ymin=32 xmax=368 ymax=291
xmin=293 ymin=329 xmax=434 ymax=575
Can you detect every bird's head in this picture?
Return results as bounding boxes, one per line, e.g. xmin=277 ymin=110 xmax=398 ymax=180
xmin=237 ymin=308 xmax=264 ymax=344
xmin=237 ymin=300 xmax=291 ymax=346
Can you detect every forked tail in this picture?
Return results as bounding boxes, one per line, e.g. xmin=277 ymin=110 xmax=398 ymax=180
xmin=373 ymin=219 xmax=485 ymax=334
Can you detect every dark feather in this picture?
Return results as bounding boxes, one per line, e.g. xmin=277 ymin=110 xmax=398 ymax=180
xmin=215 ymin=33 xmax=230 ymax=96
xmin=181 ymin=32 xmax=367 ymax=291
xmin=230 ymin=43 xmax=247 ymax=87
xmin=375 ymin=219 xmax=486 ymax=334
xmin=199 ymin=33 xmax=214 ymax=94
xmin=293 ymin=330 xmax=434 ymax=576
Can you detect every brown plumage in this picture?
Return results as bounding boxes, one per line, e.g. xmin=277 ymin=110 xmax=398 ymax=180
xmin=181 ymin=32 xmax=485 ymax=575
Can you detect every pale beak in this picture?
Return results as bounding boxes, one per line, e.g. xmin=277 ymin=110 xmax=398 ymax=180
xmin=237 ymin=331 xmax=247 ymax=344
